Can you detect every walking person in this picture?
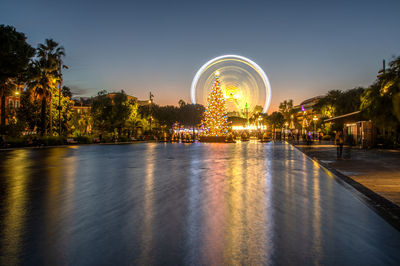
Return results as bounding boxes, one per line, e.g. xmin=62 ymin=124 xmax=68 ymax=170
xmin=307 ymin=134 xmax=312 ymax=145
xmin=335 ymin=130 xmax=344 ymax=158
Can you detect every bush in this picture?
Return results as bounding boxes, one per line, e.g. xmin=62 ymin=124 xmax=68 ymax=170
xmin=199 ymin=136 xmax=226 ymax=142
xmin=74 ymin=135 xmax=93 ymax=144
xmin=376 ymin=135 xmax=398 ymax=148
xmin=5 ymin=137 xmax=27 ymax=147
xmin=3 ymin=136 xmax=67 ymax=148
xmin=40 ymin=136 xmax=66 ymax=146
xmin=322 ymin=135 xmax=332 ymax=141
xmin=102 ymin=135 xmax=114 ymax=143
xmin=118 ymin=135 xmax=129 ymax=142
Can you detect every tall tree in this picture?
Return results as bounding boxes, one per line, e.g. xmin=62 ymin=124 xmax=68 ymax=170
xmin=279 ymin=100 xmax=293 ymax=120
xmin=361 ymin=57 xmax=400 ymax=139
xmin=16 ymin=89 xmax=41 ymax=133
xmin=179 ymin=103 xmax=205 ymax=136
xmin=51 ymin=86 xmax=74 ymax=134
xmin=28 ymin=58 xmax=57 ymax=135
xmin=313 ymin=90 xmax=342 ymax=118
xmin=90 ymin=90 xmax=113 ymax=134
xmin=337 ymin=87 xmax=364 ymax=115
xmin=267 ymin=112 xmax=284 ymax=140
xmin=125 ymin=99 xmax=139 ymax=137
xmin=279 ymin=99 xmax=298 ymax=128
xmin=36 ymin=39 xmax=65 ymax=135
xmin=90 ymin=90 xmax=139 ymax=136
xmin=110 ymin=91 xmax=131 ymax=135
xmin=152 ymin=105 xmax=179 ymax=128
xmin=178 ymin=99 xmax=186 ymax=107
xmin=0 ymin=25 xmax=35 ymax=134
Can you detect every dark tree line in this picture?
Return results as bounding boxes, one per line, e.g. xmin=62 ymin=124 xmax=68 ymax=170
xmin=1 ymin=24 xmax=71 ymax=136
xmin=139 ymin=100 xmax=205 ymax=130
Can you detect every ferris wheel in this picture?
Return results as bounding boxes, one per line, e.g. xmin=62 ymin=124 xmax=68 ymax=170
xmin=190 ymin=55 xmax=271 ymax=116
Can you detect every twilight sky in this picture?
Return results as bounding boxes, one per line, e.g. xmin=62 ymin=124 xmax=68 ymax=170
xmin=1 ymin=0 xmax=400 ymax=112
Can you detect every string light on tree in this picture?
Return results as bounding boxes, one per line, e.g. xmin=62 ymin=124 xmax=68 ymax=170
xmin=201 ymin=72 xmax=230 ymax=137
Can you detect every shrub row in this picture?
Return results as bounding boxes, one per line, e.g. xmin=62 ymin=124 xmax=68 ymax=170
xmin=1 ymin=134 xmax=140 ymax=148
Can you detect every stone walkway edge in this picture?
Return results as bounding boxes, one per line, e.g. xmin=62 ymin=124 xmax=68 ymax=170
xmin=290 ymin=142 xmax=400 ymax=232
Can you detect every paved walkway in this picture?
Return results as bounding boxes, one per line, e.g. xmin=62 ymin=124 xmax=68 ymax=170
xmin=294 ymin=141 xmax=400 ymax=206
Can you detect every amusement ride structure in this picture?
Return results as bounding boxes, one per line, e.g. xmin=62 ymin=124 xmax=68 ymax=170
xmin=191 ymin=55 xmax=271 ymax=117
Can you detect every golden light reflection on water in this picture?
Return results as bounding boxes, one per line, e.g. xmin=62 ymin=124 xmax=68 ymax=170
xmin=63 ymin=149 xmax=78 ymax=214
xmin=0 ymin=149 xmax=31 ymax=265
xmin=302 ymin=150 xmax=310 ymax=242
xmin=264 ymin=147 xmax=274 ymax=264
xmin=45 ymin=148 xmax=69 ymax=210
xmin=200 ymin=143 xmax=270 ymax=265
xmin=202 ymin=145 xmax=227 ymax=265
xmin=44 ymin=148 xmax=77 ymax=257
xmin=312 ymin=161 xmax=322 ymax=265
xmin=44 ymin=148 xmax=68 ymax=233
xmin=224 ymin=144 xmax=244 ymax=264
xmin=139 ymin=143 xmax=156 ymax=264
xmin=186 ymin=150 xmax=203 ymax=262
xmin=242 ymin=144 xmax=268 ymax=264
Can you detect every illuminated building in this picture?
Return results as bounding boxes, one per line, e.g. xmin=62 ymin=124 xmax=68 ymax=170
xmin=0 ymin=85 xmax=24 ymax=125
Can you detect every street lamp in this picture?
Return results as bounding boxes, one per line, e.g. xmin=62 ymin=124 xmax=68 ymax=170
xmin=313 ymin=115 xmax=318 ymax=140
xmin=302 ymin=110 xmax=307 ymax=135
xmin=257 ymin=115 xmax=263 ymax=139
xmin=257 ymin=115 xmax=262 ymax=128
xmin=148 ymin=92 xmax=154 ymax=133
xmin=284 ymin=122 xmax=289 ymax=140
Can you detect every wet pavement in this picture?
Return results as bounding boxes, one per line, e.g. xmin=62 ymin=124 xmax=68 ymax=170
xmin=0 ymin=142 xmax=400 ymax=265
xmin=295 ymin=142 xmax=400 ymax=206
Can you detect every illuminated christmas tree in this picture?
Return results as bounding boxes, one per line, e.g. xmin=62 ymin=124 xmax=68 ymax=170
xmin=201 ymin=72 xmax=230 ymax=137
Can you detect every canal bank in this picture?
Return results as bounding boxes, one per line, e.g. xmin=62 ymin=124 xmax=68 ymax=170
xmin=292 ymin=142 xmax=400 ymax=231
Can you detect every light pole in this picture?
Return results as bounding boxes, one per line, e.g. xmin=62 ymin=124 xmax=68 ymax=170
xmin=149 ymin=92 xmax=154 ymax=134
xmin=58 ymin=79 xmax=62 ymax=136
xmin=258 ymin=116 xmax=263 ymax=128
xmin=57 ymin=62 xmax=68 ymax=136
xmin=313 ymin=115 xmax=318 ymax=140
xmin=284 ymin=122 xmax=289 ymax=140
xmin=302 ymin=110 xmax=307 ymax=135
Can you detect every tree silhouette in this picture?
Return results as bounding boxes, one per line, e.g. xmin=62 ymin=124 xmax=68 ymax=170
xmin=0 ymin=25 xmax=35 ymax=134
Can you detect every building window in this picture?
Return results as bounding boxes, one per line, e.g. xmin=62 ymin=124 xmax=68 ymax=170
xmin=15 ymin=101 xmax=19 ymax=108
xmin=8 ymin=100 xmax=13 ymax=108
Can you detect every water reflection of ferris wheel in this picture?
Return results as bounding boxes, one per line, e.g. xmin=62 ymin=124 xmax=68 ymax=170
xmin=191 ymin=55 xmax=271 ymax=117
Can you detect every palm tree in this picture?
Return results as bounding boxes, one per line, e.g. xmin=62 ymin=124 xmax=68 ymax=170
xmin=79 ymin=112 xmax=92 ymax=135
xmin=29 ymin=39 xmax=65 ymax=136
xmin=27 ymin=61 xmax=56 ymax=135
xmin=37 ymin=39 xmax=65 ymax=135
xmin=267 ymin=112 xmax=284 ymax=140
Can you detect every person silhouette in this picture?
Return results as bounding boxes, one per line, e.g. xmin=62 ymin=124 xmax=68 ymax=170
xmin=335 ymin=131 xmax=344 ymax=158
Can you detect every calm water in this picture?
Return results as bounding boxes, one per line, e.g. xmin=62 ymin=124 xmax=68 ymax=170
xmin=0 ymin=142 xmax=400 ymax=265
